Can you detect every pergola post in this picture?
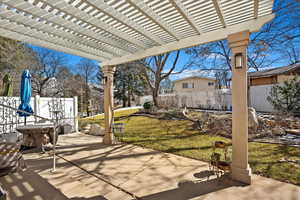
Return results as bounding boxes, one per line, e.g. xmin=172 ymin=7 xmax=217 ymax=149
xmin=228 ymin=31 xmax=252 ymax=184
xmin=102 ymin=65 xmax=116 ymax=145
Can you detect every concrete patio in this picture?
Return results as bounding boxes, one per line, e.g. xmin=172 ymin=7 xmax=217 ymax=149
xmin=1 ymin=133 xmax=299 ymax=200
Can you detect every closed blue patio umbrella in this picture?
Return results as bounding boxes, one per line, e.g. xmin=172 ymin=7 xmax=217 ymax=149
xmin=17 ymin=70 xmax=33 ymax=124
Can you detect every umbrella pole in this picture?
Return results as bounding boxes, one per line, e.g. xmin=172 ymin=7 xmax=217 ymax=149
xmin=24 ymin=117 xmax=27 ymax=125
xmin=51 ymin=125 xmax=56 ymax=172
xmin=51 ymin=116 xmax=57 ymax=173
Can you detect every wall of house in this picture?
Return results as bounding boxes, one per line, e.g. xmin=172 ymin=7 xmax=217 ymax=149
xmin=277 ymin=74 xmax=297 ymax=83
xmin=250 ymin=74 xmax=299 ymax=86
xmin=250 ymin=76 xmax=277 ymax=86
xmin=173 ymin=78 xmax=216 ymax=93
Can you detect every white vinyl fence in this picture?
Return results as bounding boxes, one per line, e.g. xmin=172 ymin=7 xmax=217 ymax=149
xmin=139 ymin=89 xmax=232 ymax=110
xmin=139 ymin=86 xmax=278 ymax=112
xmin=176 ymin=90 xmax=232 ymax=110
xmin=0 ymin=96 xmax=78 ymax=136
xmin=250 ymin=85 xmax=275 ymax=112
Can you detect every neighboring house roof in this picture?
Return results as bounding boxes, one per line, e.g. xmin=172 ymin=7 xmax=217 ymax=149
xmin=248 ymin=63 xmax=300 ymax=78
xmin=172 ymin=76 xmax=216 ymax=83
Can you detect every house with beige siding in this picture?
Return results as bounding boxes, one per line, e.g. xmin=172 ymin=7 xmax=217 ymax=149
xmin=173 ymin=76 xmax=217 ymax=92
xmin=249 ymin=63 xmax=300 ymax=86
xmin=172 ymin=76 xmax=218 ymax=108
xmin=171 ymin=63 xmax=300 ymax=111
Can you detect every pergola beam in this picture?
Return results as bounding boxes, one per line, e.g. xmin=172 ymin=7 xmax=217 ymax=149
xmin=0 ymin=0 xmax=274 ymax=65
xmin=102 ymin=14 xmax=274 ymax=66
xmin=254 ymin=0 xmax=259 ymax=19
xmin=85 ymin=0 xmax=166 ymax=46
xmin=170 ymin=0 xmax=203 ymax=35
xmin=0 ymin=26 xmax=106 ymax=61
xmin=0 ymin=17 xmax=110 ymax=60
xmin=2 ymin=0 xmax=137 ymax=54
xmin=212 ymin=0 xmax=226 ymax=28
xmin=127 ymin=0 xmax=182 ymax=41
xmin=0 ymin=7 xmax=118 ymax=58
xmin=36 ymin=0 xmax=147 ymax=50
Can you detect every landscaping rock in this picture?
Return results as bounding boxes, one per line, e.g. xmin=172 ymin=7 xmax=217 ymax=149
xmin=248 ymin=107 xmax=259 ymax=132
xmin=272 ymin=127 xmax=286 ymax=136
xmin=184 ymin=109 xmax=300 ymax=142
xmin=81 ymin=124 xmax=91 ymax=134
xmin=285 ymin=129 xmax=300 ymax=136
xmin=89 ymin=124 xmax=105 ymax=136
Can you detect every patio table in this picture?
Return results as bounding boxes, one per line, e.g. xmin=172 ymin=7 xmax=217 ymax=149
xmin=16 ymin=124 xmax=59 ymax=148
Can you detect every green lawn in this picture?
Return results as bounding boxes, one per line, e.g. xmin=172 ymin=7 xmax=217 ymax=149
xmin=80 ymin=109 xmax=300 ymax=185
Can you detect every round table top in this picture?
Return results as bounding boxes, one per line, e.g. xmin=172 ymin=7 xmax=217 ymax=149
xmin=16 ymin=124 xmax=54 ymax=130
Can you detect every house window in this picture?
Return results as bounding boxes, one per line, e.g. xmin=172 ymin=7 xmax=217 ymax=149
xmin=208 ymin=82 xmax=214 ymax=86
xmin=182 ymin=82 xmax=194 ymax=88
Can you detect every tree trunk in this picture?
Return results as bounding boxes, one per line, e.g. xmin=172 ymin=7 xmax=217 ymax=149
xmin=152 ymin=89 xmax=159 ymax=107
xmin=85 ymin=86 xmax=90 ymax=116
xmin=122 ymin=83 xmax=126 ymax=107
xmin=122 ymin=98 xmax=126 ymax=107
xmin=128 ymin=91 xmax=131 ymax=107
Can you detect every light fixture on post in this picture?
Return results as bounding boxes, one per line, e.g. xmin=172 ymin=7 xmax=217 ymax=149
xmin=235 ymin=53 xmax=243 ymax=69
xmin=103 ymin=76 xmax=107 ymax=85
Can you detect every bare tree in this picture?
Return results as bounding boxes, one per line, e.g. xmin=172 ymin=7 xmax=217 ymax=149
xmin=31 ymin=48 xmax=66 ymax=96
xmin=185 ymin=0 xmax=300 ymax=76
xmin=77 ymin=58 xmax=97 ymax=116
xmin=140 ymin=50 xmax=186 ymax=107
xmin=215 ymin=69 xmax=230 ymax=89
xmin=56 ymin=66 xmax=75 ymax=97
xmin=284 ymin=43 xmax=300 ymax=65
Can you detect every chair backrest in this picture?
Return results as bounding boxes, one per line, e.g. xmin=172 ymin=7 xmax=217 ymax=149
xmin=210 ymin=152 xmax=221 ymax=163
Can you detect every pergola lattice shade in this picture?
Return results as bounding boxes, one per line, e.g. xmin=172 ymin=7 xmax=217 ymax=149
xmin=0 ymin=0 xmax=274 ymax=65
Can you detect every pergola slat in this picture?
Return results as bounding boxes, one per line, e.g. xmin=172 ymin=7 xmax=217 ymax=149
xmin=169 ymin=0 xmax=203 ymax=35
xmin=212 ymin=0 xmax=227 ymax=28
xmin=254 ymin=0 xmax=259 ymax=19
xmin=0 ymin=19 xmax=109 ymax=60
xmin=0 ymin=27 xmax=105 ymax=61
xmin=85 ymin=0 xmax=166 ymax=45
xmin=127 ymin=0 xmax=182 ymax=41
xmin=29 ymin=0 xmax=147 ymax=50
xmin=0 ymin=0 xmax=274 ymax=63
xmin=0 ymin=7 xmax=120 ymax=57
xmin=44 ymin=0 xmax=146 ymax=50
xmin=102 ymin=14 xmax=274 ymax=66
xmin=2 ymin=0 xmax=139 ymax=54
xmin=0 ymin=19 xmax=108 ymax=60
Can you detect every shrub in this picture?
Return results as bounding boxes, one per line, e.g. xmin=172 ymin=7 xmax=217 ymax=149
xmin=143 ymin=101 xmax=153 ymax=110
xmin=267 ymin=77 xmax=300 ymax=116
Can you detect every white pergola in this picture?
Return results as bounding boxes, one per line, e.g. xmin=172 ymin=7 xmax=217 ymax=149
xmin=0 ymin=0 xmax=275 ymax=184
